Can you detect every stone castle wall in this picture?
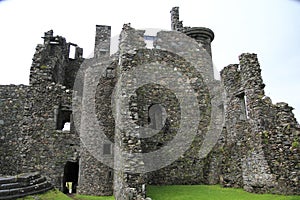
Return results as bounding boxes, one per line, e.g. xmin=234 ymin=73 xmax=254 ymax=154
xmin=0 ymin=84 xmax=28 ymax=175
xmin=221 ymin=53 xmax=299 ymax=194
xmin=0 ymin=7 xmax=299 ymax=200
xmin=0 ymin=30 xmax=83 ymax=191
xmin=76 ymin=25 xmax=114 ymax=196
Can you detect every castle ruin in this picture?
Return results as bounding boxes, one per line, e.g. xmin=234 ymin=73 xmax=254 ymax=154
xmin=0 ymin=7 xmax=299 ymax=200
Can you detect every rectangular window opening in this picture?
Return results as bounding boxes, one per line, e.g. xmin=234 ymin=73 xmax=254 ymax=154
xmin=69 ymin=45 xmax=76 ymax=59
xmin=49 ymin=41 xmax=59 ymax=45
xmin=144 ymin=35 xmax=156 ymax=49
xmin=56 ymin=106 xmax=72 ymax=131
xmin=103 ymin=143 xmax=112 ymax=155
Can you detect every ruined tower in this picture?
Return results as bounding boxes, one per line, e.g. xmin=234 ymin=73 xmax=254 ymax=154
xmin=0 ymin=6 xmax=299 ymax=200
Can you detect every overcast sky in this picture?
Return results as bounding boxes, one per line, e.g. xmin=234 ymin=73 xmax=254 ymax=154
xmin=0 ymin=0 xmax=299 ymax=119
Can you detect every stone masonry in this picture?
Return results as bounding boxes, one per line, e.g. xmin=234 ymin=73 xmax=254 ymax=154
xmin=0 ymin=7 xmax=299 ymax=200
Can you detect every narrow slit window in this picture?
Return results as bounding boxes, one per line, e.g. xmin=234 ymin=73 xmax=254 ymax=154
xmin=107 ymin=170 xmax=113 ymax=180
xmin=237 ymin=92 xmax=248 ymax=120
xmin=244 ymin=95 xmax=249 ymax=119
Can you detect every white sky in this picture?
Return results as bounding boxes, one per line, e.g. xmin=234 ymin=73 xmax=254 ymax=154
xmin=0 ymin=0 xmax=299 ymax=119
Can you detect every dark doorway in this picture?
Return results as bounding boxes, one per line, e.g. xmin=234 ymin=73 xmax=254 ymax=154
xmin=62 ymin=161 xmax=79 ymax=194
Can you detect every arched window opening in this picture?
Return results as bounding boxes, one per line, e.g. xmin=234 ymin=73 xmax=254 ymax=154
xmin=148 ymin=104 xmax=165 ymax=130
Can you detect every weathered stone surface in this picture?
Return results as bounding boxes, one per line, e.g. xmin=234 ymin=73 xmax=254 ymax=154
xmin=0 ymin=30 xmax=82 ymax=191
xmin=0 ymin=6 xmax=299 ymax=200
xmin=221 ymin=53 xmax=300 ymax=194
xmin=0 ymin=172 xmax=53 ymax=199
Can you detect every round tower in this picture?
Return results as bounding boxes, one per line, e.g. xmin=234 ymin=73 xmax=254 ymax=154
xmin=184 ymin=27 xmax=214 ymax=56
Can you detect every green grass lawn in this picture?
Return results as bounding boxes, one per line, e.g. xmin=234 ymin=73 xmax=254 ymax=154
xmin=17 ymin=185 xmax=300 ymax=200
xmin=17 ymin=189 xmax=114 ymax=200
xmin=147 ymin=185 xmax=300 ymax=200
xmin=74 ymin=194 xmax=115 ymax=200
xmin=18 ymin=189 xmax=71 ymax=200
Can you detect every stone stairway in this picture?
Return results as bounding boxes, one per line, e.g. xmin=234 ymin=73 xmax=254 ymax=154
xmin=0 ymin=172 xmax=53 ymax=199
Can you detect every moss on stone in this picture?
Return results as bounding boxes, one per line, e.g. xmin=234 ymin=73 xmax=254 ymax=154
xmin=292 ymin=140 xmax=299 ymax=148
xmin=40 ymin=65 xmax=48 ymax=69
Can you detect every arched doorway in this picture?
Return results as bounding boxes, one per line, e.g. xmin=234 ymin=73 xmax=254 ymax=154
xmin=62 ymin=161 xmax=79 ymax=194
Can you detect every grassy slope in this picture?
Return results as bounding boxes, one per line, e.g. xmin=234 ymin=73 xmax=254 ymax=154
xmin=147 ymin=185 xmax=300 ymax=200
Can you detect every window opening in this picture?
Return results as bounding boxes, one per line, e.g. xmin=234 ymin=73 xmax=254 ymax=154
xmin=148 ymin=104 xmax=164 ymax=130
xmin=107 ymin=170 xmax=113 ymax=180
xmin=62 ymin=122 xmax=71 ymax=131
xmin=69 ymin=45 xmax=76 ymax=59
xmin=236 ymin=92 xmax=248 ymax=120
xmin=56 ymin=106 xmax=72 ymax=130
xmin=103 ymin=143 xmax=112 ymax=155
xmin=144 ymin=35 xmax=156 ymax=49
